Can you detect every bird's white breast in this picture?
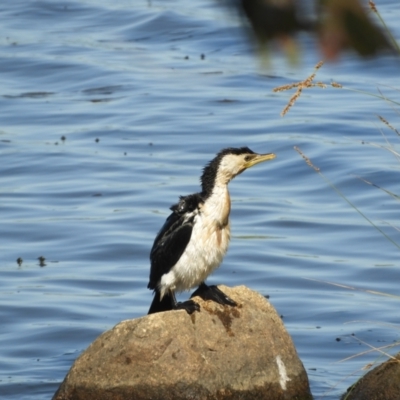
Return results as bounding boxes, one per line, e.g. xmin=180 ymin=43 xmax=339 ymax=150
xmin=159 ymin=185 xmax=231 ymax=298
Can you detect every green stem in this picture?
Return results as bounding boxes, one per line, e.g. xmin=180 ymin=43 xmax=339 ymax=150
xmin=373 ymin=8 xmax=400 ymax=55
xmin=336 ymin=86 xmax=400 ymax=107
xmin=317 ymin=171 xmax=400 ymax=250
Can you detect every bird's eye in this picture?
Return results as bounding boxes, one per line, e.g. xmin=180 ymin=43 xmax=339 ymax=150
xmin=244 ymin=155 xmax=251 ymax=161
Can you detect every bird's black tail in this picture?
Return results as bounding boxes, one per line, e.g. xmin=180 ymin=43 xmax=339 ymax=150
xmin=148 ymin=291 xmax=174 ymax=315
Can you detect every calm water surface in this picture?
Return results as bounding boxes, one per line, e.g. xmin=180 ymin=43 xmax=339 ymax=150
xmin=1 ymin=1 xmax=400 ymax=399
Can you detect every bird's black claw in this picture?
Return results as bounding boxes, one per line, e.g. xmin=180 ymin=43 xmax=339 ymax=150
xmin=175 ymin=300 xmax=200 ymax=314
xmin=191 ymin=284 xmax=237 ymax=307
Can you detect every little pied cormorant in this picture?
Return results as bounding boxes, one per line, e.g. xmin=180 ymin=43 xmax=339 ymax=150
xmin=148 ymin=147 xmax=276 ymax=314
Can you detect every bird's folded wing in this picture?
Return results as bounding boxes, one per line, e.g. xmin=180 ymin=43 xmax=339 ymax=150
xmin=148 ymin=212 xmax=194 ymax=289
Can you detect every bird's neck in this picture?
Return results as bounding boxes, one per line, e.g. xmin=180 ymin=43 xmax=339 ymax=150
xmin=201 ymin=183 xmax=231 ymax=228
xmin=201 ymin=163 xmax=234 ymax=200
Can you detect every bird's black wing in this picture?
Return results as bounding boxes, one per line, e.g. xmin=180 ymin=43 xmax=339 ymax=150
xmin=148 ymin=194 xmax=202 ymax=290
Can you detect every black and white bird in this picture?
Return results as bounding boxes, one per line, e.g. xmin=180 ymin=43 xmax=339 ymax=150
xmin=147 ymin=147 xmax=276 ymax=314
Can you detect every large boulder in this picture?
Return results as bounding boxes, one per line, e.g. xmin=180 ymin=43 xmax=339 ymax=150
xmin=342 ymin=352 xmax=400 ymax=400
xmin=53 ymin=285 xmax=312 ymax=400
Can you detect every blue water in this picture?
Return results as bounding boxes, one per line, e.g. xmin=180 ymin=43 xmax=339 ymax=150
xmin=1 ymin=1 xmax=400 ymax=399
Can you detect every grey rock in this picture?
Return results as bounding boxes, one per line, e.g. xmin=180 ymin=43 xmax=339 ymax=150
xmin=342 ymin=351 xmax=400 ymax=400
xmin=53 ymin=285 xmax=312 ymax=400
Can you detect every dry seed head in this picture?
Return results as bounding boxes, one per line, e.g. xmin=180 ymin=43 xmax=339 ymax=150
xmin=281 ymin=89 xmax=302 ymax=116
xmin=294 ymin=146 xmax=320 ymax=172
xmin=378 ymin=115 xmax=400 ymax=136
xmin=273 ymin=82 xmax=299 ymax=92
xmin=369 ymin=1 xmax=377 ymax=13
xmin=274 ymin=61 xmax=327 ymax=117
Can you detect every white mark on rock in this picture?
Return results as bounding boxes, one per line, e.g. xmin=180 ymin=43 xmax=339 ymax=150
xmin=276 ymin=355 xmax=291 ymax=390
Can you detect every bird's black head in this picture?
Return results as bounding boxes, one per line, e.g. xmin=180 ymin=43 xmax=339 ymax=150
xmin=200 ymin=147 xmax=276 ymax=197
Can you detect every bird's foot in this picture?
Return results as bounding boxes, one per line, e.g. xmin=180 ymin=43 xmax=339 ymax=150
xmin=175 ymin=300 xmax=200 ymax=314
xmin=191 ymin=283 xmax=237 ymax=307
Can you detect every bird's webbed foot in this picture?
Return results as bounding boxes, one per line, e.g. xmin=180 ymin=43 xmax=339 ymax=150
xmin=190 ymin=283 xmax=237 ymax=307
xmin=174 ymin=300 xmax=200 ymax=314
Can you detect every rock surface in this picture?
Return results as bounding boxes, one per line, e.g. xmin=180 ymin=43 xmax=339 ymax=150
xmin=53 ymin=285 xmax=312 ymax=400
xmin=342 ymin=351 xmax=400 ymax=400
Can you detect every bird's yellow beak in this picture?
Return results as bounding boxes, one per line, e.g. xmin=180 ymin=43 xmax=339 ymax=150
xmin=245 ymin=153 xmax=276 ymax=169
